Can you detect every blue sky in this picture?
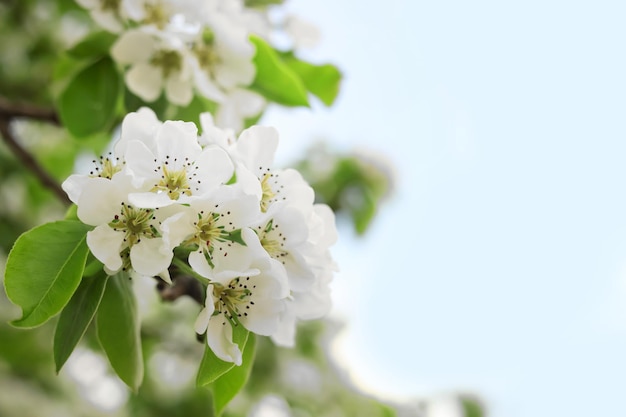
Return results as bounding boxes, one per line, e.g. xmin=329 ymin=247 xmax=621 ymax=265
xmin=265 ymin=1 xmax=626 ymax=416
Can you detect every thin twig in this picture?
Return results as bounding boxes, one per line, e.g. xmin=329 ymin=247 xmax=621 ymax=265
xmin=0 ymin=119 xmax=71 ymax=204
xmin=0 ymin=97 xmax=60 ymax=125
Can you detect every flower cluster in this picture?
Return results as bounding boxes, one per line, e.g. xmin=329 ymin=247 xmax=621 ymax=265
xmin=76 ymin=0 xmax=317 ymax=131
xmin=62 ymin=108 xmax=337 ymax=364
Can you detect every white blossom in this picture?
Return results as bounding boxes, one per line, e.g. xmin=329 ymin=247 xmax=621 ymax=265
xmin=194 ymin=228 xmax=288 ymax=364
xmin=111 ymin=27 xmax=195 ymax=105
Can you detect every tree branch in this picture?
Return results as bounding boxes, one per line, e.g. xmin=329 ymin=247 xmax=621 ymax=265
xmin=0 ymin=118 xmax=71 ymax=205
xmin=154 ymin=273 xmax=205 ymax=305
xmin=0 ymin=97 xmax=59 ymax=125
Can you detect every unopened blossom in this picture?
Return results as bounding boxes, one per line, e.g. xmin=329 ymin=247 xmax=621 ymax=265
xmin=194 ymin=228 xmax=288 ymax=364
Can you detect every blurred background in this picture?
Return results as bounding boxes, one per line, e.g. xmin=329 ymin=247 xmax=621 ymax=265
xmin=2 ymin=0 xmax=626 ymax=416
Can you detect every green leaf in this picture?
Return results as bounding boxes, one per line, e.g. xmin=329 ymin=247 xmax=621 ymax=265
xmin=67 ymin=31 xmax=117 ymax=59
xmin=249 ymin=35 xmax=309 ymax=107
xmin=5 ymin=220 xmax=91 ymax=328
xmin=460 ymin=396 xmax=484 ymax=417
xmin=212 ymin=334 xmax=257 ymax=415
xmin=281 ymin=54 xmax=342 ymax=106
xmin=197 ymin=325 xmax=250 ymax=387
xmin=57 ymin=57 xmax=121 ymax=138
xmin=96 ymin=273 xmax=143 ymax=391
xmin=54 ymin=272 xmax=109 ymax=373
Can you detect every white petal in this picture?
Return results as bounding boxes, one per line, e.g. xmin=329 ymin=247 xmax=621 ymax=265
xmin=62 ymin=174 xmax=90 ymax=204
xmin=91 ymin=9 xmax=123 ymax=33
xmin=115 ymin=107 xmax=161 ymax=156
xmin=310 ymin=204 xmax=338 ymax=247
xmin=270 ymin=310 xmax=297 ymax=347
xmin=193 ymin=146 xmax=234 ymax=191
xmin=193 ymin=63 xmax=226 ymax=102
xmin=207 ymin=314 xmax=242 ymax=365
xmin=157 ymin=269 xmax=172 ymax=285
xmin=76 ymin=177 xmax=127 ymax=225
xmin=128 ymin=191 xmax=177 ymax=208
xmin=124 ymin=140 xmax=158 ymax=188
xmin=87 ymin=226 xmax=124 ymax=272
xmin=229 ymin=89 xmax=265 ymax=117
xmin=130 ymin=238 xmax=172 ymax=276
xmin=126 ymin=63 xmax=163 ymax=103
xmin=188 ymin=250 xmax=214 ymax=279
xmin=215 ymin=55 xmax=256 ymax=90
xmin=194 ymin=285 xmax=215 ymax=333
xmin=165 ymin=73 xmax=194 ymax=106
xmin=111 ymin=30 xmax=155 ymax=64
xmin=236 ymin=126 xmax=279 ymax=172
xmin=155 ymin=120 xmax=200 ymax=164
xmin=160 ymin=210 xmax=194 ymax=249
xmin=199 ymin=112 xmax=234 ymax=147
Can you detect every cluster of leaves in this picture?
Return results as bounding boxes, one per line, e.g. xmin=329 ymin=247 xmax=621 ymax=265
xmin=296 ymin=144 xmax=393 ymax=234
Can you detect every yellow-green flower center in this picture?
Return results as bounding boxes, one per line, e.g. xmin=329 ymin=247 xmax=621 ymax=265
xmin=260 ymin=173 xmax=275 ymax=212
xmin=151 ymin=164 xmax=192 ymax=200
xmin=90 ymin=154 xmax=122 ymax=179
xmin=213 ymin=277 xmax=255 ymax=321
xmin=108 ymin=203 xmax=159 ymax=247
xmin=150 ymin=50 xmax=182 ymax=78
xmin=144 ymin=3 xmax=169 ymax=29
xmin=183 ymin=212 xmax=227 ymax=252
xmin=100 ymin=0 xmax=120 ymax=12
xmin=257 ymin=220 xmax=288 ymax=261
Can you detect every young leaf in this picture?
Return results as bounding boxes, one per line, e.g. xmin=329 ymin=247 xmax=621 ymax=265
xmin=281 ymin=54 xmax=342 ymax=106
xmin=54 ymin=272 xmax=109 ymax=373
xmin=249 ymin=35 xmax=309 ymax=107
xmin=57 ymin=57 xmax=121 ymax=138
xmin=212 ymin=334 xmax=257 ymax=415
xmin=197 ymin=325 xmax=250 ymax=387
xmin=5 ymin=220 xmax=91 ymax=328
xmin=67 ymin=31 xmax=117 ymax=59
xmin=96 ymin=273 xmax=143 ymax=391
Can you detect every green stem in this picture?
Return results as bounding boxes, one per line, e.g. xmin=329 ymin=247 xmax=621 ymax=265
xmin=171 ymin=257 xmax=208 ymax=283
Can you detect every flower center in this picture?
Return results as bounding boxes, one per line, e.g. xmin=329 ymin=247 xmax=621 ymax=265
xmin=183 ymin=211 xmax=227 ymax=254
xmin=150 ymin=50 xmax=182 ymax=78
xmin=108 ymin=203 xmax=159 ymax=247
xmin=151 ymin=164 xmax=192 ymax=200
xmin=100 ymin=0 xmax=120 ymax=12
xmin=260 ymin=173 xmax=275 ymax=212
xmin=144 ymin=3 xmax=169 ymax=29
xmin=194 ymin=32 xmax=221 ymax=75
xmin=213 ymin=277 xmax=255 ymax=321
xmin=257 ymin=220 xmax=288 ymax=260
xmin=89 ymin=154 xmax=122 ymax=179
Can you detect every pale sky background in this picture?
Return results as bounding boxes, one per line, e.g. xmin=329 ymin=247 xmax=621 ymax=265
xmin=264 ymin=1 xmax=626 ymax=417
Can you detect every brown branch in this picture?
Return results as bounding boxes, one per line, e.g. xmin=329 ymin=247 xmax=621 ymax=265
xmin=154 ymin=273 xmax=205 ymax=305
xmin=0 ymin=97 xmax=59 ymax=125
xmin=0 ymin=119 xmax=71 ymax=205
